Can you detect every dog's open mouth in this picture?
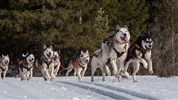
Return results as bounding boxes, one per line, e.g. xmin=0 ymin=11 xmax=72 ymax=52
xmin=121 ymin=37 xmax=130 ymax=45
xmin=4 ymin=61 xmax=8 ymax=65
xmin=47 ymin=54 xmax=51 ymax=58
xmin=145 ymin=46 xmax=152 ymax=50
xmin=29 ymin=59 xmax=34 ymax=63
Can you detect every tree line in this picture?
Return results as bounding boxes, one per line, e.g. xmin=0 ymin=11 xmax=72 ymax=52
xmin=0 ymin=0 xmax=178 ymax=77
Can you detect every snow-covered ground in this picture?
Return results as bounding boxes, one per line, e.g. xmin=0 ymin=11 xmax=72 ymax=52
xmin=0 ymin=76 xmax=178 ymax=100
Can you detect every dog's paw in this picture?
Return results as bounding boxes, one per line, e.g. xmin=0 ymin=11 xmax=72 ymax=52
xmin=122 ymin=72 xmax=129 ymax=79
xmin=133 ymin=80 xmax=138 ymax=82
xmin=149 ymin=70 xmax=154 ymax=74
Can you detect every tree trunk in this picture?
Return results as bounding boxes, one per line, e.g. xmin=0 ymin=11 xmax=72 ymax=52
xmin=171 ymin=1 xmax=176 ymax=74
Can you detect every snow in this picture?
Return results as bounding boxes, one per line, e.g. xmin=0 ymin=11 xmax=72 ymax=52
xmin=0 ymin=76 xmax=178 ymax=100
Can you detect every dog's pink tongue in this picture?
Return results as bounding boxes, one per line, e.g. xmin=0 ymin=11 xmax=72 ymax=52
xmin=124 ymin=38 xmax=130 ymax=45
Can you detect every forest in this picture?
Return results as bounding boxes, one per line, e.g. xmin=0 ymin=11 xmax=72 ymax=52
xmin=0 ymin=0 xmax=178 ymax=77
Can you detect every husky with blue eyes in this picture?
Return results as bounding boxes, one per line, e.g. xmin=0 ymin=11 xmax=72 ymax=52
xmin=123 ymin=32 xmax=154 ymax=82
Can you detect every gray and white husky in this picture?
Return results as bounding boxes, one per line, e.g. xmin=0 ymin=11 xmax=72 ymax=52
xmin=91 ymin=49 xmax=111 ymax=82
xmin=53 ymin=50 xmax=61 ymax=76
xmin=65 ymin=50 xmax=90 ymax=81
xmin=36 ymin=45 xmax=55 ymax=81
xmin=100 ymin=25 xmax=130 ymax=81
xmin=18 ymin=53 xmax=35 ymax=81
xmin=123 ymin=33 xmax=154 ymax=82
xmin=0 ymin=54 xmax=10 ymax=79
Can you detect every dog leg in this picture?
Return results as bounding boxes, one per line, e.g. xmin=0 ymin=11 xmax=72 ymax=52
xmin=27 ymin=69 xmax=33 ymax=81
xmin=147 ymin=59 xmax=153 ymax=74
xmin=2 ymin=70 xmax=7 ymax=79
xmin=139 ymin=58 xmax=148 ymax=69
xmin=81 ymin=65 xmax=87 ymax=78
xmin=123 ymin=59 xmax=133 ymax=79
xmin=77 ymin=68 xmax=82 ymax=81
xmin=65 ymin=64 xmax=73 ymax=76
xmin=105 ymin=65 xmax=111 ymax=76
xmin=116 ymin=60 xmax=124 ymax=81
xmin=0 ymin=71 xmax=2 ymax=79
xmin=132 ymin=62 xmax=140 ymax=82
xmin=145 ymin=58 xmax=153 ymax=74
xmin=41 ymin=69 xmax=49 ymax=81
xmin=91 ymin=65 xmax=97 ymax=82
xmin=54 ymin=65 xmax=60 ymax=76
xmin=101 ymin=65 xmax=107 ymax=82
xmin=110 ymin=59 xmax=117 ymax=75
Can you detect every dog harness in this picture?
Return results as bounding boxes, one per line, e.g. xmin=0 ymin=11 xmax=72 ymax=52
xmin=0 ymin=67 xmax=6 ymax=72
xmin=18 ymin=59 xmax=33 ymax=71
xmin=41 ymin=56 xmax=53 ymax=69
xmin=93 ymin=50 xmax=101 ymax=58
xmin=113 ymin=47 xmax=125 ymax=58
xmin=72 ymin=59 xmax=85 ymax=68
xmin=129 ymin=43 xmax=147 ymax=58
xmin=70 ymin=55 xmax=85 ymax=69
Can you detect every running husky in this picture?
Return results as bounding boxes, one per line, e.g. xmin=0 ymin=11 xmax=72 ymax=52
xmin=0 ymin=54 xmax=10 ymax=79
xmin=53 ymin=50 xmax=61 ymax=76
xmin=91 ymin=49 xmax=111 ymax=82
xmin=36 ymin=44 xmax=55 ymax=81
xmin=123 ymin=32 xmax=154 ymax=82
xmin=18 ymin=53 xmax=35 ymax=81
xmin=100 ymin=25 xmax=130 ymax=81
xmin=65 ymin=50 xmax=90 ymax=81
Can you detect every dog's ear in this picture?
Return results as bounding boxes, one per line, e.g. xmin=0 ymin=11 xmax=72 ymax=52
xmin=49 ymin=45 xmax=53 ymax=49
xmin=86 ymin=50 xmax=89 ymax=54
xmin=140 ymin=32 xmax=146 ymax=37
xmin=22 ymin=53 xmax=27 ymax=57
xmin=6 ymin=54 xmax=9 ymax=58
xmin=124 ymin=25 xmax=128 ymax=29
xmin=116 ymin=25 xmax=120 ymax=31
xmin=81 ymin=50 xmax=84 ymax=54
xmin=43 ymin=44 xmax=47 ymax=49
xmin=58 ymin=50 xmax=61 ymax=55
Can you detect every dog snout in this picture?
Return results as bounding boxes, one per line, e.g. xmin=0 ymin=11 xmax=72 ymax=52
xmin=86 ymin=59 xmax=89 ymax=63
xmin=123 ymin=33 xmax=127 ymax=37
xmin=5 ymin=61 xmax=8 ymax=64
xmin=149 ymin=45 xmax=152 ymax=48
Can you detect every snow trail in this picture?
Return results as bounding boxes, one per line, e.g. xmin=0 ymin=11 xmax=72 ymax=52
xmin=61 ymin=81 xmax=141 ymax=100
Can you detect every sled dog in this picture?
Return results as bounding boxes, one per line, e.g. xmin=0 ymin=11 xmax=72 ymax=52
xmin=65 ymin=50 xmax=90 ymax=81
xmin=0 ymin=54 xmax=10 ymax=79
xmin=53 ymin=50 xmax=61 ymax=76
xmin=91 ymin=49 xmax=111 ymax=82
xmin=124 ymin=32 xmax=154 ymax=82
xmin=100 ymin=25 xmax=130 ymax=81
xmin=18 ymin=53 xmax=35 ymax=81
xmin=36 ymin=45 xmax=55 ymax=81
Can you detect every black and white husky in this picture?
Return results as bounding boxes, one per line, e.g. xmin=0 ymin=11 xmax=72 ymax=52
xmin=36 ymin=45 xmax=55 ymax=81
xmin=18 ymin=53 xmax=35 ymax=81
xmin=91 ymin=49 xmax=111 ymax=82
xmin=123 ymin=33 xmax=154 ymax=82
xmin=65 ymin=50 xmax=90 ymax=81
xmin=99 ymin=25 xmax=130 ymax=81
xmin=53 ymin=50 xmax=61 ymax=76
xmin=0 ymin=54 xmax=10 ymax=79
